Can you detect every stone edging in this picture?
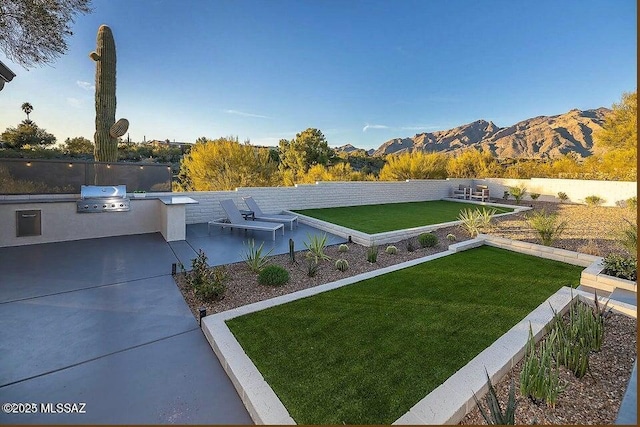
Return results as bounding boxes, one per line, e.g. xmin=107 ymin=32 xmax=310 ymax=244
xmin=201 ymin=236 xmax=637 ymax=425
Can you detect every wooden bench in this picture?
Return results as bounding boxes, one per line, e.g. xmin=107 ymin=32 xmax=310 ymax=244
xmin=469 ymin=185 xmax=490 ymax=202
xmin=452 ymin=184 xmax=471 ymax=199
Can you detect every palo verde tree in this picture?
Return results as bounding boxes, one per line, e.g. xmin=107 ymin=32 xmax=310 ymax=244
xmin=1 ymin=120 xmax=56 ymax=149
xmin=379 ymin=151 xmax=448 ymax=180
xmin=0 ymin=0 xmax=92 ymax=68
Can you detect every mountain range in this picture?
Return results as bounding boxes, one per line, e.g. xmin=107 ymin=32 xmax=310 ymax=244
xmin=339 ymin=108 xmax=611 ymax=159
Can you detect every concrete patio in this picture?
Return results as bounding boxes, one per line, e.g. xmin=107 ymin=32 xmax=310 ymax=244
xmin=0 ymin=224 xmax=344 ymax=424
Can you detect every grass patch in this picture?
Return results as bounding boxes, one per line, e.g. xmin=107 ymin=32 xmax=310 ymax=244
xmin=293 ymin=200 xmax=513 ymax=233
xmin=226 ymin=246 xmax=582 ymax=424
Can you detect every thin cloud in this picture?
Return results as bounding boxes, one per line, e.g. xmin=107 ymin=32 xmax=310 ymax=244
xmin=224 ymin=109 xmax=270 ymax=119
xmin=362 ymin=123 xmax=389 ymax=132
xmin=76 ymin=80 xmax=94 ymax=91
xmin=66 ymin=97 xmax=83 ymax=108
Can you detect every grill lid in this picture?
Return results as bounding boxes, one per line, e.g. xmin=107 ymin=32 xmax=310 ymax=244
xmin=80 ymin=185 xmax=127 ymax=199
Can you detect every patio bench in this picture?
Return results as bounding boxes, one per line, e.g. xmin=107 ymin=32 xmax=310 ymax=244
xmin=452 ymin=184 xmax=471 ymax=199
xmin=469 ymin=185 xmax=490 ymax=202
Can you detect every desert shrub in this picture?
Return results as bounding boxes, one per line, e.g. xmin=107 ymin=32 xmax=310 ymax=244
xmin=338 ymin=244 xmax=349 ymax=253
xmin=385 ymin=245 xmax=398 ymax=255
xmin=626 ymin=196 xmax=637 ymax=210
xmin=526 ymin=209 xmax=567 ymax=246
xmin=577 ymin=239 xmax=600 ymax=256
xmin=304 ymin=233 xmax=331 ymax=263
xmin=509 ymin=185 xmax=527 ymax=204
xmin=503 ymin=190 xmax=510 ymax=200
xmin=617 ymin=219 xmax=637 ymax=257
xmin=335 ymin=259 xmax=349 ymax=272
xmin=243 ymin=239 xmax=273 ymax=273
xmin=530 ymin=193 xmax=541 ymax=200
xmin=258 ymin=265 xmax=289 ymax=286
xmin=520 ymin=326 xmax=562 ymax=406
xmin=557 ymin=192 xmax=568 ymax=203
xmin=186 ymin=250 xmax=227 ymax=301
xmin=584 ymin=195 xmax=605 ymax=206
xmin=478 ymin=208 xmax=497 ymax=231
xmin=602 ymin=253 xmax=637 ymax=281
xmin=446 ymin=233 xmax=456 ymax=242
xmin=473 ymin=370 xmax=517 ymax=425
xmin=458 ymin=208 xmax=482 ymax=237
xmin=406 ymin=240 xmax=415 ymax=252
xmin=417 ymin=232 xmax=438 ymax=248
xmin=306 ymin=259 xmax=319 ymax=277
xmin=366 ymin=246 xmax=378 ymax=263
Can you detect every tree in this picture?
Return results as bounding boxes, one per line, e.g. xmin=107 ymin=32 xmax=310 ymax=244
xmin=594 ymin=91 xmax=637 ymax=153
xmin=62 ymin=136 xmax=94 ymax=155
xmin=21 ymin=102 xmax=33 ymax=120
xmin=379 ymin=151 xmax=448 ymax=180
xmin=0 ymin=0 xmax=92 ymax=68
xmin=278 ymin=128 xmax=335 ymax=180
xmin=446 ymin=148 xmax=501 ymax=178
xmin=176 ymin=137 xmax=279 ymax=191
xmin=1 ymin=120 xmax=56 ymax=148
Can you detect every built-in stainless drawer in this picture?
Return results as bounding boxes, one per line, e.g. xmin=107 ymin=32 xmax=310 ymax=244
xmin=16 ymin=210 xmax=41 ymax=237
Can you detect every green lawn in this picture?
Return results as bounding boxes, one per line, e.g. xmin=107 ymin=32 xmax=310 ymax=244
xmin=226 ymin=246 xmax=582 ymax=424
xmin=293 ymin=200 xmax=514 ymax=234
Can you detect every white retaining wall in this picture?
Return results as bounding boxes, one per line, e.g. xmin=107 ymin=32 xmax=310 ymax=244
xmin=475 ymin=177 xmax=637 ymax=206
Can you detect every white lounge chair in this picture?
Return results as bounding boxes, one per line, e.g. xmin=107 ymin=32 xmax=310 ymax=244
xmin=242 ymin=196 xmax=298 ymax=230
xmin=209 ymin=199 xmax=284 ymax=241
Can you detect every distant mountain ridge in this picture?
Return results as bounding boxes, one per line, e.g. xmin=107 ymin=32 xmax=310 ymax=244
xmin=369 ymin=107 xmax=610 ymax=159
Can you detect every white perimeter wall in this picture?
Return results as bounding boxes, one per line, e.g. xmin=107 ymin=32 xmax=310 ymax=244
xmin=475 ymin=178 xmax=637 ymax=207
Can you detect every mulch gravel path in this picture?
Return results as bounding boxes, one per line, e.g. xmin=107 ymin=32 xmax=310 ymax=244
xmin=174 ymin=199 xmax=637 ymax=425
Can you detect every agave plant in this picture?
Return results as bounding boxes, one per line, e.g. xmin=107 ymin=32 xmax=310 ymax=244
xmin=242 ymin=239 xmax=273 ymax=273
xmin=458 ymin=208 xmax=482 ymax=237
xmin=304 ymin=233 xmax=331 ymax=263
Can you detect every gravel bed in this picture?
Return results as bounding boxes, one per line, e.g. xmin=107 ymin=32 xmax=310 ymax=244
xmin=173 ymin=200 xmax=637 ymax=425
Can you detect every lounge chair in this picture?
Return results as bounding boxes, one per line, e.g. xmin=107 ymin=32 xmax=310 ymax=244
xmin=469 ymin=185 xmax=490 ymax=202
xmin=242 ymin=196 xmax=298 ymax=230
xmin=452 ymin=184 xmax=471 ymax=199
xmin=209 ymin=199 xmax=284 ymax=241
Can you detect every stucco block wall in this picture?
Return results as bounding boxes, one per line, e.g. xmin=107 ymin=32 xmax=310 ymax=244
xmin=168 ymin=179 xmax=472 ymax=224
xmin=475 ymin=178 xmax=637 ymax=206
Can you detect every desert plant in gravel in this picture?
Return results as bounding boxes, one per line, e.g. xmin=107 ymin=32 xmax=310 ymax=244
xmin=584 ymin=195 xmax=605 ymax=206
xmin=304 ymin=233 xmax=331 ymax=263
xmin=478 ymin=208 xmax=497 ymax=231
xmin=530 ymin=193 xmax=540 ymax=200
xmin=519 ymin=325 xmax=562 ymax=407
xmin=406 ymin=240 xmax=415 ymax=252
xmin=366 ymin=246 xmax=378 ymax=263
xmin=557 ymin=192 xmax=569 ymax=203
xmin=617 ymin=219 xmax=637 ymax=257
xmin=503 ymin=190 xmax=510 ymax=200
xmin=509 ymin=185 xmax=527 ymax=204
xmin=602 ymin=253 xmax=637 ymax=281
xmin=385 ymin=245 xmax=398 ymax=255
xmin=458 ymin=208 xmax=483 ymax=237
xmin=473 ymin=369 xmax=517 ymax=425
xmin=626 ymin=196 xmax=637 ymax=211
xmin=186 ymin=250 xmax=227 ymax=302
xmin=306 ymin=259 xmax=319 ymax=277
xmin=335 ymin=259 xmax=349 ymax=272
xmin=338 ymin=244 xmax=349 ymax=253
xmin=526 ymin=209 xmax=567 ymax=246
xmin=258 ymin=265 xmax=289 ymax=287
xmin=446 ymin=233 xmax=456 ymax=242
xmin=243 ymin=239 xmax=273 ymax=273
xmin=418 ymin=232 xmax=438 ymax=248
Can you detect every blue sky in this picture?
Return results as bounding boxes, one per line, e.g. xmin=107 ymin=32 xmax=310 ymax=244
xmin=0 ymin=0 xmax=636 ymax=150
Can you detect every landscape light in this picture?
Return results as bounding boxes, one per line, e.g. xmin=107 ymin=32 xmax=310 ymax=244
xmin=199 ymin=307 xmax=206 ymax=326
xmin=26 ymin=162 xmax=31 ymax=167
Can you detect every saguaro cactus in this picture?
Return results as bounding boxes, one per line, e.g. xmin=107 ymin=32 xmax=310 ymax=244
xmin=90 ymin=25 xmax=128 ymax=162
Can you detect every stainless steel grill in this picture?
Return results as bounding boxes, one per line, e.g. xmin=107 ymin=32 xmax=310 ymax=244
xmin=77 ymin=185 xmax=131 ymax=213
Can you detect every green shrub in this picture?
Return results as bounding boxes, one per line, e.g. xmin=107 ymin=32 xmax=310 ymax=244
xmin=626 ymin=196 xmax=637 ymax=211
xmin=186 ymin=250 xmax=227 ymax=302
xmin=557 ymin=192 xmax=568 ymax=203
xmin=306 ymin=259 xmax=319 ymax=277
xmin=584 ymin=195 xmax=605 ymax=206
xmin=602 ymin=253 xmax=637 ymax=281
xmin=304 ymin=233 xmax=331 ymax=263
xmin=519 ymin=325 xmax=562 ymax=406
xmin=338 ymin=244 xmax=349 ymax=253
xmin=385 ymin=245 xmax=398 ymax=255
xmin=473 ymin=369 xmax=517 ymax=425
xmin=406 ymin=240 xmax=415 ymax=252
xmin=446 ymin=233 xmax=456 ymax=242
xmin=243 ymin=239 xmax=273 ymax=273
xmin=530 ymin=193 xmax=540 ymax=200
xmin=335 ymin=259 xmax=349 ymax=272
xmin=509 ymin=185 xmax=527 ymax=204
xmin=366 ymin=246 xmax=378 ymax=263
xmin=417 ymin=232 xmax=438 ymax=248
xmin=526 ymin=209 xmax=567 ymax=246
xmin=258 ymin=265 xmax=289 ymax=287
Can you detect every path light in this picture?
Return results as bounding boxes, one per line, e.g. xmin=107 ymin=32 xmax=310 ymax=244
xmin=26 ymin=162 xmax=31 ymax=167
xmin=348 ymin=236 xmax=352 ymax=243
xmin=171 ymin=263 xmax=177 ymax=275
xmin=199 ymin=307 xmax=206 ymax=326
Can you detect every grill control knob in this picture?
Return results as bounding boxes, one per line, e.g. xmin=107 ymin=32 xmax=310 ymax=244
xmin=119 ymin=204 xmax=124 ymax=207
xmin=111 ymin=204 xmax=116 ymax=208
xmin=103 ymin=204 xmax=107 ymax=208
xmin=93 ymin=205 xmax=98 ymax=209
xmin=84 ymin=205 xmax=89 ymax=209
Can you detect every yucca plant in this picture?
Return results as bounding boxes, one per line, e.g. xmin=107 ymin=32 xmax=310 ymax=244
xmin=458 ymin=208 xmax=482 ymax=237
xmin=242 ymin=239 xmax=273 ymax=273
xmin=557 ymin=192 xmax=568 ymax=203
xmin=366 ymin=246 xmax=378 ymax=263
xmin=478 ymin=208 xmax=497 ymax=231
xmin=304 ymin=233 xmax=331 ymax=263
xmin=526 ymin=209 xmax=567 ymax=246
xmin=520 ymin=324 xmax=563 ymax=407
xmin=473 ymin=369 xmax=517 ymax=425
xmin=509 ymin=185 xmax=527 ymax=204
